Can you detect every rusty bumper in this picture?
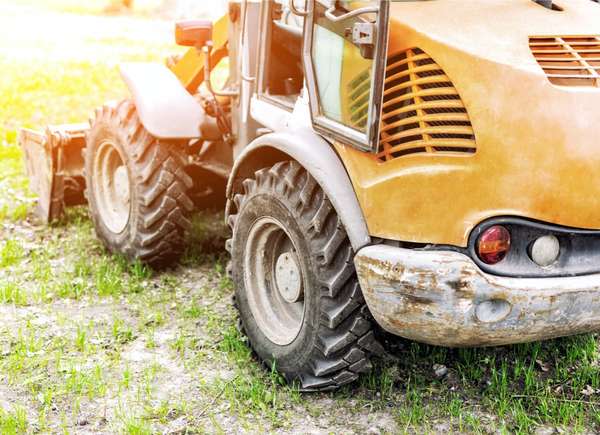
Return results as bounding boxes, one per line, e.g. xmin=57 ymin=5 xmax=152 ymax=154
xmin=18 ymin=125 xmax=88 ymax=222
xmin=355 ymin=245 xmax=600 ymax=347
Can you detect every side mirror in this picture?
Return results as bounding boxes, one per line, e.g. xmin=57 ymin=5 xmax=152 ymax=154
xmin=175 ymin=20 xmax=213 ymax=48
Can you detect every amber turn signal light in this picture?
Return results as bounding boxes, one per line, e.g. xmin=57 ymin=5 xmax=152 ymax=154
xmin=477 ymin=225 xmax=511 ymax=265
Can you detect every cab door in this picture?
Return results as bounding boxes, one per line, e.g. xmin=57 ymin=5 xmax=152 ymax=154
xmin=303 ymin=0 xmax=389 ymax=152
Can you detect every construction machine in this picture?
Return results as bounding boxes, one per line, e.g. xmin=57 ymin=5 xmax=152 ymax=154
xmin=18 ymin=0 xmax=600 ymax=390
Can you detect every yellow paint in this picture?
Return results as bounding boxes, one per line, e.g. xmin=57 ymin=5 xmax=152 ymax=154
xmin=171 ymin=13 xmax=230 ymax=92
xmin=336 ymin=0 xmax=600 ymax=247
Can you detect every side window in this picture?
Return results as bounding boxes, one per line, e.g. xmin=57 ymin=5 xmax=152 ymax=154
xmin=261 ymin=1 xmax=305 ymax=103
xmin=312 ymin=3 xmax=374 ymax=132
xmin=305 ymin=0 xmax=388 ymax=151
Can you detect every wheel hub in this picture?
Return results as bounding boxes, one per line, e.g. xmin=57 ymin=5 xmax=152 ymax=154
xmin=93 ymin=141 xmax=131 ymax=234
xmin=114 ymin=165 xmax=130 ymax=205
xmin=244 ymin=217 xmax=306 ymax=346
xmin=275 ymin=252 xmax=303 ymax=303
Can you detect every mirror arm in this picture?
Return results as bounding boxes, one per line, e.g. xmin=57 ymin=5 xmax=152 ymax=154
xmin=202 ymin=44 xmax=239 ymax=97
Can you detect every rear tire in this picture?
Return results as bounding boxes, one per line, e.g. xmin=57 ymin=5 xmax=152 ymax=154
xmin=228 ymin=161 xmax=382 ymax=391
xmin=84 ymin=101 xmax=194 ymax=268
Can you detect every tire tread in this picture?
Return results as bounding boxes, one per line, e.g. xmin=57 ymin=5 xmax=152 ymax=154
xmin=85 ymin=100 xmax=192 ymax=268
xmin=227 ymin=161 xmax=380 ymax=391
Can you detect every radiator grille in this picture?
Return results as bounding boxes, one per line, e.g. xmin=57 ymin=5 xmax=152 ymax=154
xmin=377 ymin=48 xmax=476 ymax=162
xmin=530 ymin=36 xmax=600 ymax=87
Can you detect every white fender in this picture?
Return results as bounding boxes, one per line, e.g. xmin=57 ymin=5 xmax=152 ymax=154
xmin=120 ymin=62 xmax=205 ymax=139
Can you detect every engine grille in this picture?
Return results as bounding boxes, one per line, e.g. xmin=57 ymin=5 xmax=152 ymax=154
xmin=529 ymin=36 xmax=600 ymax=87
xmin=377 ymin=48 xmax=476 ymax=162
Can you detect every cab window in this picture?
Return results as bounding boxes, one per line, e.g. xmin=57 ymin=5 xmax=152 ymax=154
xmin=311 ymin=1 xmax=378 ymax=133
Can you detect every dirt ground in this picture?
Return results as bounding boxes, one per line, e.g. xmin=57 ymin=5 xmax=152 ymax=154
xmin=2 ymin=1 xmax=600 ymax=434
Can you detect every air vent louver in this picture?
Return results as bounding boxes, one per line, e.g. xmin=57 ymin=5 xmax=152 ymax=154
xmin=377 ymin=48 xmax=476 ymax=162
xmin=530 ymin=36 xmax=600 ymax=87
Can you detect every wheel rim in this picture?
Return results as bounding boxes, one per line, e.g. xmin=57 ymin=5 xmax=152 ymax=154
xmin=244 ymin=217 xmax=305 ymax=346
xmin=93 ymin=140 xmax=131 ymax=234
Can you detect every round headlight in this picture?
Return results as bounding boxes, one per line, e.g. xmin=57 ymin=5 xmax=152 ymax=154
xmin=530 ymin=235 xmax=560 ymax=267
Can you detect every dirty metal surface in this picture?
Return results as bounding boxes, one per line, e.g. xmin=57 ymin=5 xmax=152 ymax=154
xmin=18 ymin=124 xmax=88 ymax=223
xmin=355 ymin=245 xmax=600 ymax=347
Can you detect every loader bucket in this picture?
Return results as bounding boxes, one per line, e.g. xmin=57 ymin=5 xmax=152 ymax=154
xmin=18 ymin=124 xmax=88 ymax=223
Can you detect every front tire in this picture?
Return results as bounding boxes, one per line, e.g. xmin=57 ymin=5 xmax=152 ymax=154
xmin=84 ymin=101 xmax=194 ymax=268
xmin=228 ymin=161 xmax=381 ymax=391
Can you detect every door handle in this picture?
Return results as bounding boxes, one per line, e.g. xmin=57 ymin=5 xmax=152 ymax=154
xmin=290 ymin=0 xmax=308 ymax=17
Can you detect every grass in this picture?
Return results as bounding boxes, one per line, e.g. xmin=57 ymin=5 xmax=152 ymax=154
xmin=1 ymin=0 xmax=600 ymax=434
xmin=0 ymin=407 xmax=28 ymax=434
xmin=0 ymin=240 xmax=25 ymax=269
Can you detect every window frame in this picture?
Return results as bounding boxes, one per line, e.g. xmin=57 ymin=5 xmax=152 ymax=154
xmin=302 ymin=0 xmax=390 ymax=152
xmin=256 ymin=0 xmax=305 ymax=112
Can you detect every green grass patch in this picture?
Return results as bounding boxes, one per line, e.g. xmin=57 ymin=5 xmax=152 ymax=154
xmin=0 ymin=240 xmax=24 ymax=269
xmin=0 ymin=282 xmax=27 ymax=306
xmin=345 ymin=335 xmax=600 ymax=433
xmin=215 ymin=325 xmax=301 ymax=427
xmin=0 ymin=407 xmax=28 ymax=435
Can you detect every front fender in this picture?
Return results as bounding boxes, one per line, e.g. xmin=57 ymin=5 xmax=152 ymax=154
xmin=119 ymin=62 xmax=205 ymax=139
xmin=227 ymin=129 xmax=371 ymax=251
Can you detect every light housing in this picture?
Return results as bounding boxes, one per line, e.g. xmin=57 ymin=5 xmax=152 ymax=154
xmin=477 ymin=225 xmax=511 ymax=265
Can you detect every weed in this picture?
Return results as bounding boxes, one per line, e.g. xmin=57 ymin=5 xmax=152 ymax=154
xmin=112 ymin=318 xmax=135 ymax=345
xmin=95 ymin=256 xmax=124 ymax=296
xmin=64 ymin=364 xmax=106 ymax=398
xmin=0 ymin=282 xmax=27 ymax=305
xmin=122 ymin=417 xmax=152 ymax=435
xmin=183 ymin=298 xmax=207 ymax=319
xmin=219 ymin=326 xmax=251 ymax=363
xmin=0 ymin=407 xmax=28 ymax=435
xmin=122 ymin=365 xmax=133 ymax=390
xmin=130 ymin=260 xmax=152 ymax=281
xmin=75 ymin=326 xmax=87 ymax=353
xmin=170 ymin=331 xmax=187 ymax=356
xmin=0 ymin=239 xmax=24 ymax=268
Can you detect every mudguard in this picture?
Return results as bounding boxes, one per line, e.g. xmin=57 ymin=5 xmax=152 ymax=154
xmin=227 ymin=129 xmax=371 ymax=251
xmin=119 ymin=62 xmax=205 ymax=139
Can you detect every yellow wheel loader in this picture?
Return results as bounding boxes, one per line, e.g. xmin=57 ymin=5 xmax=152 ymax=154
xmin=19 ymin=0 xmax=600 ymax=390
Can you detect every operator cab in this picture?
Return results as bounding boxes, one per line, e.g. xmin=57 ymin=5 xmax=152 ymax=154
xmin=248 ymin=0 xmax=387 ymax=149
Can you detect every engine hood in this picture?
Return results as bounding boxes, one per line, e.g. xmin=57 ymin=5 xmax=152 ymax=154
xmin=390 ymin=0 xmax=600 ymax=71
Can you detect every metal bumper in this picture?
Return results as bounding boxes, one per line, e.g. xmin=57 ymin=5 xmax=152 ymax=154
xmin=355 ymin=245 xmax=600 ymax=347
